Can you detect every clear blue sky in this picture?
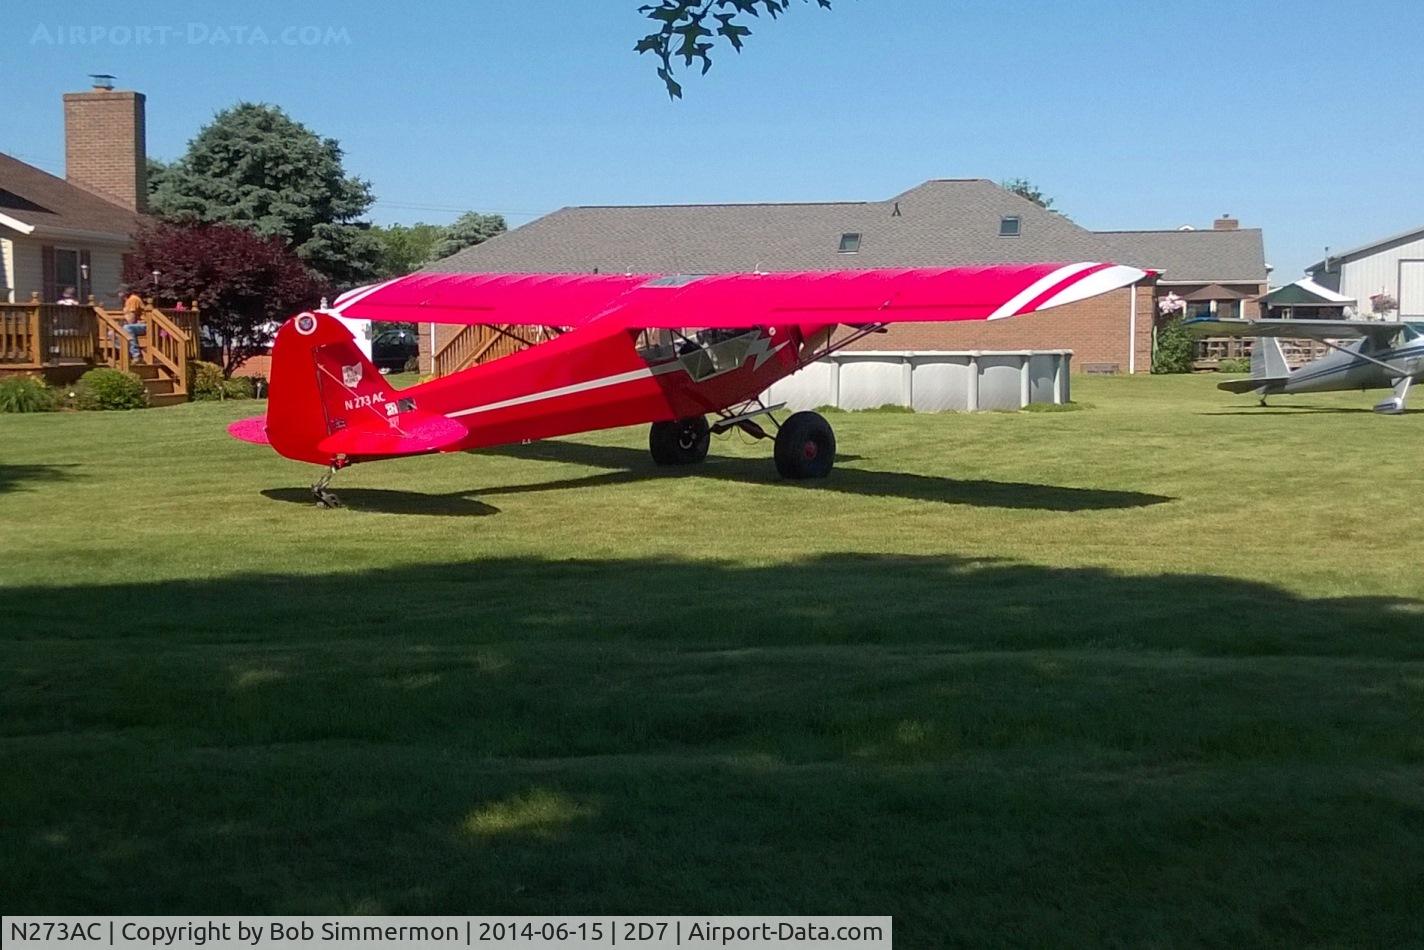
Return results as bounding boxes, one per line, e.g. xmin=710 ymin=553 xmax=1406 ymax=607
xmin=3 ymin=0 xmax=1421 ymax=277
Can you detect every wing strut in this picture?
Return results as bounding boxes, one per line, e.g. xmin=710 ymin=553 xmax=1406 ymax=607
xmin=1313 ymin=337 xmax=1415 ymax=376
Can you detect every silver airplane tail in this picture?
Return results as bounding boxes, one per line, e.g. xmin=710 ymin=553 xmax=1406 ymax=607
xmin=1251 ymin=337 xmax=1290 ymax=379
xmin=1218 ymin=338 xmax=1290 ymax=395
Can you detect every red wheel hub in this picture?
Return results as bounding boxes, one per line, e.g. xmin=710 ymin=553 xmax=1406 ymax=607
xmin=803 ymin=440 xmax=818 ymax=460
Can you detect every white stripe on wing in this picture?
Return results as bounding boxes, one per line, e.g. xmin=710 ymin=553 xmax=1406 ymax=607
xmin=986 ymin=262 xmax=1099 ymax=320
xmin=1034 ymin=265 xmax=1146 ymax=311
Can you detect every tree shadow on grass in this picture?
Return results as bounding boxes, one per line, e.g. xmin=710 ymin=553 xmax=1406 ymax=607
xmin=0 ymin=463 xmax=79 ymax=495
xmin=4 ymin=554 xmax=1422 ymax=941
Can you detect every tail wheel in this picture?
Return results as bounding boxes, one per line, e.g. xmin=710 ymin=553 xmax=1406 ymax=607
xmin=774 ymin=411 xmax=836 ymax=479
xmin=649 ymin=416 xmax=711 ymax=465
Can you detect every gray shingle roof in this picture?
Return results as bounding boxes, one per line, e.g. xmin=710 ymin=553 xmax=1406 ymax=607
xmin=432 ymin=179 xmax=1267 ymax=285
xmin=0 ymin=151 xmax=144 ymax=239
xmin=1097 ymin=228 xmax=1267 ymax=284
xmin=433 ymin=180 xmax=1115 ymax=275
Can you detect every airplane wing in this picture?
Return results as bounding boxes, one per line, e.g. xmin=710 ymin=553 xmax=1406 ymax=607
xmin=323 ymin=273 xmax=653 ymax=327
xmin=1184 ymin=317 xmax=1402 ymax=343
xmin=326 ymin=263 xmax=1150 ymax=329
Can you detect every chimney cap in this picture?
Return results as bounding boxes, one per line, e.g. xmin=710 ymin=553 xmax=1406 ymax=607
xmin=88 ymin=73 xmax=116 ymax=90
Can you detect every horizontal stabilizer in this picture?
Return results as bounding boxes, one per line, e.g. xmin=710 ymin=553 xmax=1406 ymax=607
xmin=315 ymin=410 xmax=469 ymax=457
xmin=227 ymin=415 xmax=270 ymax=445
xmin=1218 ymin=377 xmax=1284 ymax=394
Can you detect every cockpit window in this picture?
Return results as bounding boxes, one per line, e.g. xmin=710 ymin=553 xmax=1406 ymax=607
xmin=1403 ymin=323 xmax=1424 ymax=342
xmin=637 ymin=326 xmax=763 ymax=380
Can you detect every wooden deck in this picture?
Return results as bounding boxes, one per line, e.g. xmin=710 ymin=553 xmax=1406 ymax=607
xmin=1193 ymin=336 xmax=1331 ymax=372
xmin=0 ymin=295 xmax=200 ymax=404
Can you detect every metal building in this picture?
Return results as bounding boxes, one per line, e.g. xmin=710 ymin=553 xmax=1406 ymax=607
xmin=1307 ymin=226 xmax=1424 ymax=320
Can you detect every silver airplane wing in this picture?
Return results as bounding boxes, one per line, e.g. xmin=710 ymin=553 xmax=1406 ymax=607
xmin=1184 ymin=317 xmax=1403 ymax=343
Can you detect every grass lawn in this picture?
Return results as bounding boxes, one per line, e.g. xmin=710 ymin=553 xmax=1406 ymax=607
xmin=2 ymin=373 xmax=1422 ymax=945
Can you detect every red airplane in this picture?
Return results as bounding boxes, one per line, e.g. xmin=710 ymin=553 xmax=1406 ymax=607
xmin=229 ymin=263 xmax=1149 ymax=506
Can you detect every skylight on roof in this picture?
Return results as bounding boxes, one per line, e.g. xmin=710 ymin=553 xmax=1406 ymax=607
xmin=999 ymin=216 xmax=1021 ymax=237
xmin=839 ymin=232 xmax=861 ymax=253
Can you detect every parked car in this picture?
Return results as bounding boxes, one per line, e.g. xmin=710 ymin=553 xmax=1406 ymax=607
xmin=371 ymin=325 xmax=419 ymax=374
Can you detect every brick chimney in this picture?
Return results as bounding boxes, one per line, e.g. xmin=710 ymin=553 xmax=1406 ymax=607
xmin=63 ymin=81 xmax=147 ymax=213
xmin=1212 ymin=214 xmax=1239 ymax=231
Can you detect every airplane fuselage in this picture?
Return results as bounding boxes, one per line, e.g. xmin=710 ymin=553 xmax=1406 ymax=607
xmin=1269 ymin=333 xmax=1424 ymax=396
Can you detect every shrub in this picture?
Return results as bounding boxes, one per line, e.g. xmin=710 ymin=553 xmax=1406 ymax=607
xmin=190 ymin=361 xmax=227 ymax=401
xmin=403 ymin=355 xmax=420 ymax=373
xmin=222 ymin=376 xmax=255 ymax=400
xmin=1153 ymin=318 xmax=1196 ymax=374
xmin=1216 ymin=357 xmax=1251 ymax=374
xmin=75 ymin=368 xmax=148 ymax=410
xmin=0 ymin=375 xmax=58 ymax=413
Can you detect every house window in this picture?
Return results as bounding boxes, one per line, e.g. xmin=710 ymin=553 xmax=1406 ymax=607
xmin=999 ymin=216 xmax=1021 ymax=237
xmin=838 ymin=232 xmax=861 ymax=254
xmin=54 ymin=248 xmax=80 ymax=295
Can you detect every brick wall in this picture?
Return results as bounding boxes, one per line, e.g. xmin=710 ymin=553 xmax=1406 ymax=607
xmin=63 ymin=89 xmax=147 ymax=213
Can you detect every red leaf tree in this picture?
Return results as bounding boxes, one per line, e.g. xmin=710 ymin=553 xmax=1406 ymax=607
xmin=124 ymin=222 xmax=332 ymax=375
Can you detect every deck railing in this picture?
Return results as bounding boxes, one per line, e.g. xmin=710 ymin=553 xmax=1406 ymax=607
xmin=1194 ymin=336 xmax=1331 ymax=370
xmin=0 ymin=304 xmax=42 ymax=366
xmin=1 ymin=296 xmax=200 ymax=394
xmin=433 ymin=324 xmax=536 ymax=377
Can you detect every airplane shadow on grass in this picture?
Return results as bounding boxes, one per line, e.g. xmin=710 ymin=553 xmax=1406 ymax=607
xmin=477 ymin=440 xmax=1173 ymax=512
xmin=259 ymin=441 xmax=1172 ymax=515
xmin=262 ymin=487 xmax=501 ymax=517
xmin=1203 ymin=405 xmax=1412 ymax=416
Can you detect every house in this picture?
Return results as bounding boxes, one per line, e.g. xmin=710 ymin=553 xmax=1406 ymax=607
xmin=423 ymin=181 xmax=1268 ymax=376
xmin=1 ymin=84 xmax=197 ymax=402
xmin=0 ymin=82 xmax=148 ymax=306
xmin=1307 ymin=226 xmax=1424 ymax=320
xmin=1260 ymin=278 xmax=1354 ymax=320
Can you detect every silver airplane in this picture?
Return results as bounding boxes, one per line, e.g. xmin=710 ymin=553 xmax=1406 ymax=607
xmin=1185 ymin=317 xmax=1424 ymax=414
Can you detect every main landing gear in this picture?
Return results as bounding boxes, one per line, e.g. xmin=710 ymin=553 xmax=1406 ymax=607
xmin=647 ymin=407 xmax=836 ymax=479
xmin=649 ymin=415 xmax=711 ymax=465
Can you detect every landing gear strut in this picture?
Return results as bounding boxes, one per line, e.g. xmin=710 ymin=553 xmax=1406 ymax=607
xmin=312 ymin=463 xmax=343 ymax=509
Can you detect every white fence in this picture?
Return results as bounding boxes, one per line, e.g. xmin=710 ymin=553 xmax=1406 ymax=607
xmin=764 ymin=350 xmax=1072 ymax=412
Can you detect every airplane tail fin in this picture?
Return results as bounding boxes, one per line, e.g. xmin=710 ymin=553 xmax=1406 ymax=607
xmin=1251 ymin=337 xmax=1290 ymax=380
xmin=229 ymin=311 xmax=466 ymax=465
xmin=1216 ymin=337 xmax=1290 ymax=394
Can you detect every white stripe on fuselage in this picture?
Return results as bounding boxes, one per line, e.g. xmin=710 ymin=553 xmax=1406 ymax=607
xmin=446 ymin=360 xmax=686 ymax=418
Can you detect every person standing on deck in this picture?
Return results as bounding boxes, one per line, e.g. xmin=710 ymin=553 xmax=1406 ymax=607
xmin=119 ymin=285 xmax=146 ymax=363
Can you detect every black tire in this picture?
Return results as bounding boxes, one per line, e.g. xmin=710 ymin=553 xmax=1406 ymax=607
xmin=649 ymin=416 xmax=710 ymax=465
xmin=774 ymin=411 xmax=836 ymax=479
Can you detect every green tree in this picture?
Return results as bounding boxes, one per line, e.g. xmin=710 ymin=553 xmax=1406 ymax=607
xmin=427 ymin=212 xmax=507 ymax=263
xmin=637 ymin=0 xmax=832 ymax=98
xmin=1001 ymin=178 xmax=1057 ymax=213
xmin=149 ymin=103 xmax=381 ymax=285
xmin=371 ymin=223 xmax=447 ymax=278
